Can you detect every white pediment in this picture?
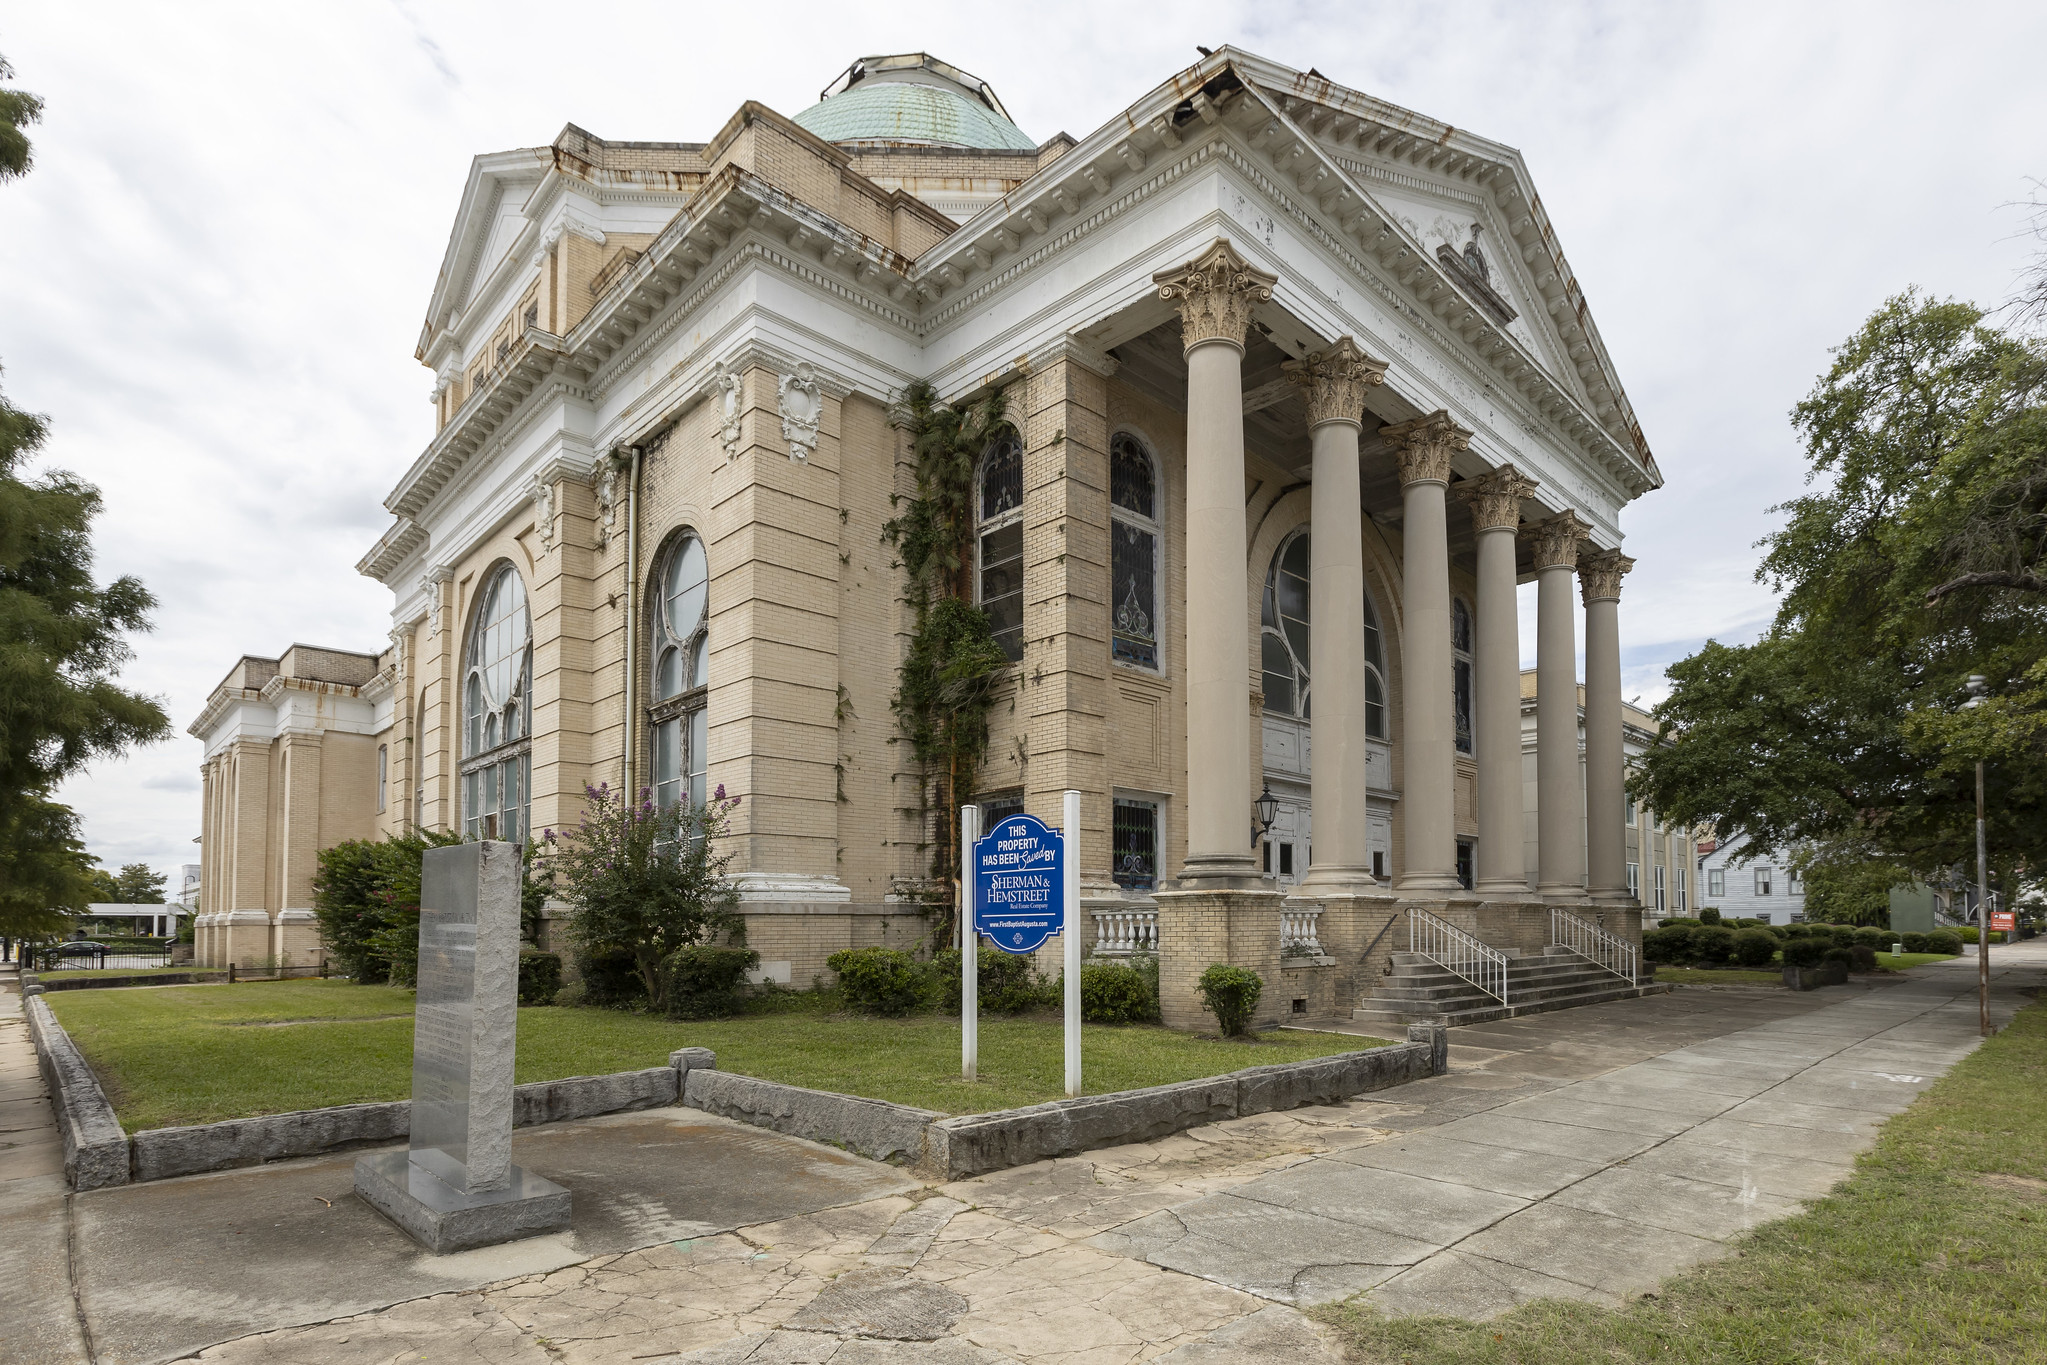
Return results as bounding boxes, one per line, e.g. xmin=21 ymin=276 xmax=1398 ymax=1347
xmin=1364 ymin=183 xmax=1561 ymax=379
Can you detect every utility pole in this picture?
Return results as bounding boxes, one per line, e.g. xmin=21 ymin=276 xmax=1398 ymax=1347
xmin=1964 ymin=675 xmax=1991 ymax=1036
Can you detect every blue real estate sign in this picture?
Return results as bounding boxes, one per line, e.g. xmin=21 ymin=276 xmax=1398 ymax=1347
xmin=972 ymin=813 xmax=1065 ymax=954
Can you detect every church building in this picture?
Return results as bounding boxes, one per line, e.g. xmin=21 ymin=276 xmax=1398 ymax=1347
xmin=192 ymin=49 xmax=1663 ymax=1024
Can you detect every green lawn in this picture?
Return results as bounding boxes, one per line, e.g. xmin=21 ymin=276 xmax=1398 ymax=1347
xmin=47 ymin=979 xmax=1385 ymax=1133
xmin=1875 ymin=951 xmax=1958 ymax=971
xmin=1316 ymin=998 xmax=2047 ymax=1364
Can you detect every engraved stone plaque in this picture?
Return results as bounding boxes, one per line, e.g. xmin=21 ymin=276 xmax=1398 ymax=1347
xmin=355 ymin=840 xmax=569 ymax=1252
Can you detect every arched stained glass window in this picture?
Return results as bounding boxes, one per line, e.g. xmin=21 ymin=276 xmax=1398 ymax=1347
xmin=1261 ymin=530 xmax=1312 ymax=718
xmin=1452 ymin=597 xmax=1474 ymax=755
xmin=1110 ymin=432 xmax=1160 ymax=670
xmin=650 ymin=530 xmax=710 ymax=810
xmin=462 ymin=565 xmax=532 ymax=843
xmin=977 ymin=432 xmax=1024 ymax=662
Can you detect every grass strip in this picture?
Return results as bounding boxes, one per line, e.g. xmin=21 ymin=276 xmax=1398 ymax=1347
xmin=1315 ymin=998 xmax=2047 ymax=1364
xmin=47 ymin=979 xmax=1385 ymax=1132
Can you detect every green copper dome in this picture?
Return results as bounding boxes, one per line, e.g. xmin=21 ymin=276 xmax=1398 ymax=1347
xmin=795 ymin=55 xmax=1036 ymax=151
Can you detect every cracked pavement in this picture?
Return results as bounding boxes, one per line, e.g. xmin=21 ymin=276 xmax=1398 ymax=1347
xmin=9 ymin=947 xmax=2040 ymax=1362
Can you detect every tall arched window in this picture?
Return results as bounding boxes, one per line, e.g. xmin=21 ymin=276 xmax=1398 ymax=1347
xmin=1363 ymin=588 xmax=1389 ymax=739
xmin=1110 ymin=432 xmax=1160 ymax=670
xmin=977 ymin=432 xmax=1024 ymax=662
xmin=462 ymin=565 xmax=532 ymax=842
xmin=1261 ymin=530 xmax=1311 ymax=717
xmin=649 ymin=530 xmax=710 ymax=810
xmin=1452 ymin=596 xmax=1474 ymax=755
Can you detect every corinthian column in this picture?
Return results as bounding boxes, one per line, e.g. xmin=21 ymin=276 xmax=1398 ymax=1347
xmin=1380 ymin=412 xmax=1471 ymax=894
xmin=1580 ymin=548 xmax=1636 ymax=901
xmin=1457 ymin=466 xmax=1540 ymax=896
xmin=1531 ymin=510 xmax=1591 ymax=899
xmin=1283 ymin=338 xmax=1389 ymax=889
xmin=1154 ymin=240 xmax=1276 ymax=884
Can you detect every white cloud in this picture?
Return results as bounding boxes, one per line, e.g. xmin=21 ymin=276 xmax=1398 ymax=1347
xmin=3 ymin=1 xmax=2041 ymax=878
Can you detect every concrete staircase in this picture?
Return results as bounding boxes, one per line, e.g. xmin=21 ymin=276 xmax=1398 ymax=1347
xmin=1350 ymin=946 xmax=1668 ymax=1028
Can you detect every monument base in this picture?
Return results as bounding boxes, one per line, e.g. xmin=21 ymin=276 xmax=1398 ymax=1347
xmin=353 ymin=1150 xmax=571 ymax=1254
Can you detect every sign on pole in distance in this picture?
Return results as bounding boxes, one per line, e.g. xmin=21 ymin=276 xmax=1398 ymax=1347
xmin=1991 ymin=910 xmax=2015 ymax=933
xmin=972 ymin=813 xmax=1065 ymax=954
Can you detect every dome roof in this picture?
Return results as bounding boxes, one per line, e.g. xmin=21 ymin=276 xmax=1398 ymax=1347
xmin=794 ymin=54 xmax=1035 ymax=152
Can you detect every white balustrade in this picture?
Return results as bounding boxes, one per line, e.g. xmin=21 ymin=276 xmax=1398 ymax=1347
xmin=1091 ymin=907 xmax=1158 ymax=955
xmin=1406 ymin=905 xmax=1509 ymax=1005
xmin=1279 ymin=907 xmax=1324 ymax=957
xmin=1549 ymin=906 xmax=1639 ymax=985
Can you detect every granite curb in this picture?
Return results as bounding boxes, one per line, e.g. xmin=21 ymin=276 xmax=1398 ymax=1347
xmin=26 ymin=998 xmax=705 ymax=1186
xmin=24 ymin=994 xmax=130 ymax=1190
xmin=678 ymin=1030 xmax=1448 ymax=1180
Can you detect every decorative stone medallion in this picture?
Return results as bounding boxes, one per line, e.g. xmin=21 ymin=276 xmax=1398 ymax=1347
xmin=777 ymin=364 xmax=822 ymax=463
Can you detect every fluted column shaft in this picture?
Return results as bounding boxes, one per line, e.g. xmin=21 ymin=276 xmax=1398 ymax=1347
xmin=1383 ymin=413 xmax=1471 ymax=894
xmin=1533 ymin=512 xmax=1590 ymax=899
xmin=1581 ymin=549 xmax=1635 ymax=901
xmin=1459 ymin=467 xmax=1539 ymax=896
xmin=1155 ymin=241 xmax=1276 ymax=884
xmin=1286 ymin=340 xmax=1389 ymax=888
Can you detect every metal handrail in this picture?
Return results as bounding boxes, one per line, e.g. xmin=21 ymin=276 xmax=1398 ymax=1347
xmin=1549 ymin=906 xmax=1639 ymax=985
xmin=1407 ymin=906 xmax=1509 ymax=1006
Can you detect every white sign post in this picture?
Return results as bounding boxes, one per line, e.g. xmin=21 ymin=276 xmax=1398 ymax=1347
xmin=960 ymin=804 xmax=979 ymax=1082
xmin=1062 ymin=788 xmax=1082 ymax=1098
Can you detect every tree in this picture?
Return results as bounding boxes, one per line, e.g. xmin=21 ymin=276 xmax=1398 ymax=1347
xmin=0 ymin=55 xmax=172 ymax=938
xmin=542 ymin=782 xmax=745 ymax=1015
xmin=113 ymin=863 xmax=166 ymax=903
xmin=1635 ymin=293 xmax=2047 ymax=890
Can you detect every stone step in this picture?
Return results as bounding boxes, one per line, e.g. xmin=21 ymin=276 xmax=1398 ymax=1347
xmin=1366 ymin=971 xmax=1630 ymax=1008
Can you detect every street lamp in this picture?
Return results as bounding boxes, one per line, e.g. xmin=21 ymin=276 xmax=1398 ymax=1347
xmin=1962 ymin=674 xmax=1991 ymax=1037
xmin=1252 ymin=783 xmax=1279 ymax=851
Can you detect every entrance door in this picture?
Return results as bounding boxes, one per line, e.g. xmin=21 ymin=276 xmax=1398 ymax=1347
xmin=1261 ymin=790 xmax=1310 ymax=890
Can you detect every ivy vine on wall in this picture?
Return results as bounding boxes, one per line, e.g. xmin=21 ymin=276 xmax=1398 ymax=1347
xmin=883 ymin=379 xmax=1014 ymax=940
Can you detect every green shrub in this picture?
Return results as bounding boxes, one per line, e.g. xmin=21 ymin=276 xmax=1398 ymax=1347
xmin=574 ymin=947 xmax=645 ymax=1008
xmin=1691 ymin=924 xmax=1736 ymax=967
xmin=1900 ymin=931 xmax=1930 ymax=953
xmin=545 ymin=783 xmax=748 ymax=1015
xmin=1853 ymin=926 xmax=1889 ymax=950
xmin=1197 ymin=963 xmax=1263 ymax=1036
xmin=929 ymin=947 xmax=1058 ymax=1014
xmin=828 ymin=947 xmax=926 ymax=1016
xmin=1731 ymin=928 xmax=1779 ymax=967
xmin=1781 ymin=923 xmax=1811 ymax=939
xmin=1823 ymin=946 xmax=1855 ymax=968
xmin=310 ymin=829 xmax=463 ymax=984
xmin=1728 ymin=917 xmax=1763 ymax=930
xmin=664 ymin=945 xmax=760 ymax=1019
xmin=1849 ymin=944 xmax=1878 ymax=973
xmin=1698 ymin=907 xmax=1722 ymax=925
xmin=1925 ymin=930 xmax=1963 ymax=955
xmin=1826 ymin=924 xmax=1859 ymax=948
xmin=517 ymin=950 xmax=562 ymax=1005
xmin=1781 ymin=938 xmax=1828 ymax=969
xmin=1642 ymin=925 xmax=1690 ymax=964
xmin=1080 ymin=960 xmax=1158 ymax=1024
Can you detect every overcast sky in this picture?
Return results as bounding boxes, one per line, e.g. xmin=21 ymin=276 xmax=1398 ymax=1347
xmin=2 ymin=1 xmax=2041 ymax=884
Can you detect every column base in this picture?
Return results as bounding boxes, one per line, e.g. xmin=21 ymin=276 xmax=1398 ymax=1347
xmin=1537 ymin=884 xmax=1589 ymax=903
xmin=1174 ymin=853 xmax=1264 ymax=891
xmin=1296 ymin=865 xmax=1393 ymax=897
xmin=354 ymin=1151 xmax=571 ymax=1254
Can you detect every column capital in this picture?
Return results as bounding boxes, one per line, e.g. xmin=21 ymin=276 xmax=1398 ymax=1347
xmin=1282 ymin=336 xmax=1389 ymax=429
xmin=1455 ymin=464 xmax=1540 ymax=532
xmin=1379 ymin=411 xmax=1472 ymax=487
xmin=1529 ymin=509 xmax=1592 ymax=570
xmin=1578 ymin=547 xmax=1636 ymax=604
xmin=1153 ymin=239 xmax=1277 ymax=353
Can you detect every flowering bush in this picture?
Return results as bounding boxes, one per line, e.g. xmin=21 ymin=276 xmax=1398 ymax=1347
xmin=539 ymin=782 xmax=748 ymax=1016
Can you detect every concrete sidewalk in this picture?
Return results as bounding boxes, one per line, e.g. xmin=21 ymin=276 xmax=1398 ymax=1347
xmin=15 ymin=947 xmax=2042 ymax=1363
xmin=0 ymin=969 xmax=92 ymax=1363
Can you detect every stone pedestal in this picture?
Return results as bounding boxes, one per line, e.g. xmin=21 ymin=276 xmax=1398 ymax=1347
xmin=1154 ymin=887 xmax=1284 ymax=1031
xmin=354 ymin=841 xmax=569 ymax=1252
xmin=1288 ymin=889 xmax=1398 ymax=1016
